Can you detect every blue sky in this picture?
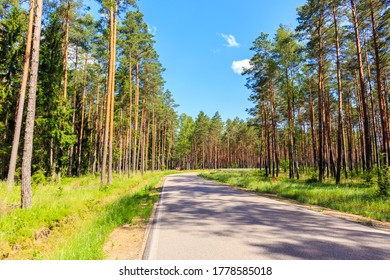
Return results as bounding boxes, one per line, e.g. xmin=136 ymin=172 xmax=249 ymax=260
xmin=88 ymin=0 xmax=307 ymax=120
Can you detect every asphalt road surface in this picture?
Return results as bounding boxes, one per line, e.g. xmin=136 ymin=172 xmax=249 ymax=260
xmin=143 ymin=173 xmax=390 ymax=260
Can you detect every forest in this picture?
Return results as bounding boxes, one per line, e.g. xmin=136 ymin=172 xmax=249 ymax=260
xmin=0 ymin=0 xmax=389 ymax=211
xmin=175 ymin=0 xmax=390 ymax=196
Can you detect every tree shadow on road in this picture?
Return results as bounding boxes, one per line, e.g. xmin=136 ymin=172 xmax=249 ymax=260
xmin=155 ymin=175 xmax=390 ymax=260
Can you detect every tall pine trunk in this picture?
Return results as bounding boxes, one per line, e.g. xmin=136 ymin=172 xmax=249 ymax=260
xmin=369 ymin=0 xmax=389 ymax=165
xmin=7 ymin=0 xmax=35 ymax=189
xmin=132 ymin=57 xmax=140 ymax=174
xmin=21 ymin=0 xmax=43 ymax=208
xmin=101 ymin=5 xmax=114 ymax=185
xmin=76 ymin=53 xmax=88 ymax=176
xmin=108 ymin=5 xmax=117 ymax=185
xmin=63 ymin=0 xmax=70 ymax=100
xmin=350 ymin=0 xmax=372 ymax=170
xmin=333 ymin=3 xmax=346 ymax=184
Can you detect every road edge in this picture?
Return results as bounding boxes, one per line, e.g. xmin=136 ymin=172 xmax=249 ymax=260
xmin=198 ymin=173 xmax=390 ymax=233
xmin=139 ymin=177 xmax=167 ymax=260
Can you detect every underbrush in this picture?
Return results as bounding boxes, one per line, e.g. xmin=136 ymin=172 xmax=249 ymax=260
xmin=200 ymin=170 xmax=390 ymax=222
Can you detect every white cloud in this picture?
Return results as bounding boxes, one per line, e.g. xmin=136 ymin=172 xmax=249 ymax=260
xmin=231 ymin=59 xmax=251 ymax=74
xmin=221 ymin=33 xmax=240 ymax=48
xmin=148 ymin=26 xmax=157 ymax=35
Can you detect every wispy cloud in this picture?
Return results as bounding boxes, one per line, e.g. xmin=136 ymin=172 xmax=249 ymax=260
xmin=148 ymin=25 xmax=157 ymax=36
xmin=231 ymin=59 xmax=251 ymax=74
xmin=221 ymin=33 xmax=240 ymax=48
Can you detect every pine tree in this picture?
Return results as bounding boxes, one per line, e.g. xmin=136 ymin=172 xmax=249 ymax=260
xmin=21 ymin=0 xmax=43 ymax=209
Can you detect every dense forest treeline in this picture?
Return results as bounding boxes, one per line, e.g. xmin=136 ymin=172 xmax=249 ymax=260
xmin=0 ymin=0 xmax=389 ymax=208
xmin=177 ymin=0 xmax=390 ymax=193
xmin=0 ymin=0 xmax=179 ymax=207
xmin=243 ymin=0 xmax=389 ymax=192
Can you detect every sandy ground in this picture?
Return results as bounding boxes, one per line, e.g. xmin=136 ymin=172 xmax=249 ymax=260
xmin=104 ymin=222 xmax=146 ymax=260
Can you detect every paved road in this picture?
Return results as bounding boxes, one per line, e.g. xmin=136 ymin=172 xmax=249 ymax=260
xmin=143 ymin=173 xmax=390 ymax=260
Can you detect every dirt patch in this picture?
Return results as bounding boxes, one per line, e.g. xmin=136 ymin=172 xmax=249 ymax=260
xmin=104 ymin=222 xmax=147 ymax=260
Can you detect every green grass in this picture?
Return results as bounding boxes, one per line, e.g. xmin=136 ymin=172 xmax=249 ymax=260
xmin=0 ymin=171 xmax=176 ymax=260
xmin=200 ymin=170 xmax=390 ymax=222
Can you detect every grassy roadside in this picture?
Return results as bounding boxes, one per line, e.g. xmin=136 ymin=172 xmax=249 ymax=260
xmin=0 ymin=171 xmax=176 ymax=260
xmin=199 ymin=170 xmax=390 ymax=222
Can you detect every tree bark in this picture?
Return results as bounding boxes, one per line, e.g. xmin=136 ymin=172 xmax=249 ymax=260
xmin=108 ymin=4 xmax=117 ymax=185
xmin=7 ymin=0 xmax=35 ymax=189
xmin=317 ymin=12 xmax=325 ymax=182
xmin=369 ymin=0 xmax=389 ymax=165
xmin=21 ymin=0 xmax=43 ymax=208
xmin=332 ymin=3 xmax=346 ymax=184
xmin=63 ymin=0 xmax=70 ymax=100
xmin=68 ymin=45 xmax=78 ymax=176
xmin=76 ymin=53 xmax=88 ymax=176
xmin=101 ymin=5 xmax=114 ymax=185
xmin=350 ymin=0 xmax=372 ymax=170
xmin=132 ymin=57 xmax=140 ymax=174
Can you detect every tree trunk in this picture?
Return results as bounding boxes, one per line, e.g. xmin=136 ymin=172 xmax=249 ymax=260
xmin=21 ymin=0 xmax=43 ymax=209
xmin=68 ymin=46 xmax=78 ymax=176
xmin=107 ymin=4 xmax=117 ymax=184
xmin=350 ymin=0 xmax=372 ymax=170
xmin=308 ymin=79 xmax=317 ymax=168
xmin=101 ymin=5 xmax=114 ymax=185
xmin=152 ymin=109 xmax=156 ymax=172
xmin=365 ymin=38 xmax=380 ymax=169
xmin=7 ymin=0 xmax=35 ymax=189
xmin=317 ymin=14 xmax=325 ymax=182
xmin=333 ymin=3 xmax=346 ymax=184
xmin=63 ymin=0 xmax=70 ymax=99
xmin=369 ymin=0 xmax=389 ymax=165
xmin=127 ymin=52 xmax=133 ymax=176
xmin=76 ymin=53 xmax=88 ymax=176
xmin=132 ymin=57 xmax=140 ymax=174
xmin=92 ymin=72 xmax=100 ymax=175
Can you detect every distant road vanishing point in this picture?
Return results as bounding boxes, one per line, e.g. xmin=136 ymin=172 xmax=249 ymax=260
xmin=143 ymin=173 xmax=390 ymax=260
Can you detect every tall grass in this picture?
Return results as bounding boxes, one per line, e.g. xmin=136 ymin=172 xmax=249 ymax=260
xmin=0 ymin=171 xmax=175 ymax=259
xmin=200 ymin=170 xmax=390 ymax=222
xmin=54 ymin=177 xmax=161 ymax=260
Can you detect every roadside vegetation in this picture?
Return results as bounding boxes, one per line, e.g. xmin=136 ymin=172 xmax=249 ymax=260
xmin=200 ymin=170 xmax=390 ymax=222
xmin=0 ymin=171 xmax=175 ymax=260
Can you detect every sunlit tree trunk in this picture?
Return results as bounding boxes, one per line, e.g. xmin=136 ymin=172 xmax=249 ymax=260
xmin=132 ymin=56 xmax=140 ymax=174
xmin=108 ymin=3 xmax=117 ymax=185
xmin=68 ymin=46 xmax=78 ymax=176
xmin=350 ymin=0 xmax=372 ymax=170
xmin=332 ymin=3 xmax=347 ymax=184
xmin=21 ymin=0 xmax=43 ymax=208
xmin=101 ymin=5 xmax=114 ymax=185
xmin=7 ymin=0 xmax=35 ymax=189
xmin=77 ymin=53 xmax=88 ymax=176
xmin=63 ymin=0 xmax=70 ymax=100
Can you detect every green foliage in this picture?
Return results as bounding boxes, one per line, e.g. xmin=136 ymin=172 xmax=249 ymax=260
xmin=377 ymin=166 xmax=390 ymax=197
xmin=0 ymin=4 xmax=26 ymax=176
xmin=175 ymin=113 xmax=195 ymax=163
xmin=279 ymin=159 xmax=289 ymax=173
xmin=305 ymin=169 xmax=319 ymax=184
xmin=360 ymin=170 xmax=376 ymax=188
xmin=31 ymin=170 xmax=47 ymax=186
